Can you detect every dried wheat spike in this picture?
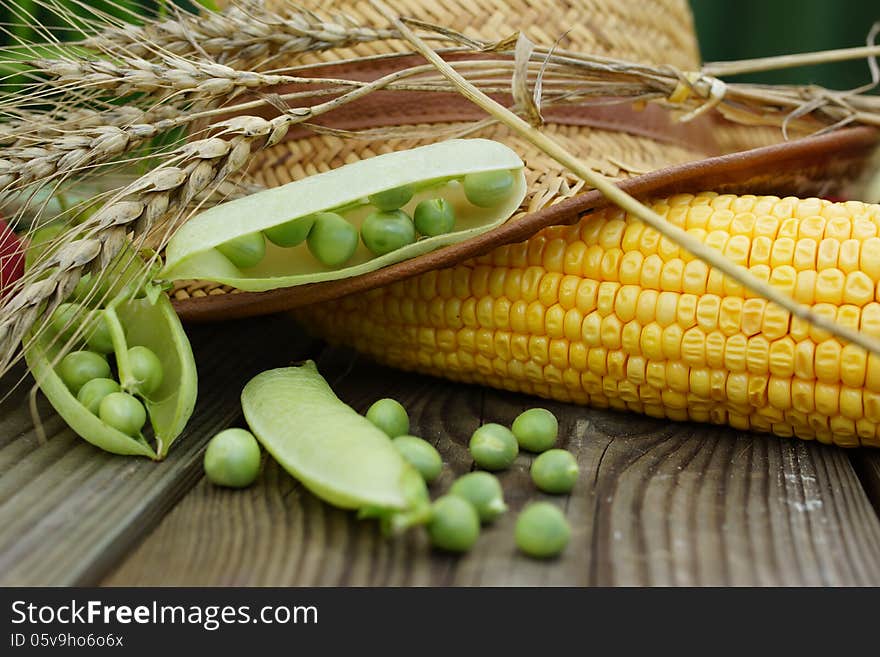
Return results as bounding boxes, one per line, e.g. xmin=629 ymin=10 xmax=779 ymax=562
xmin=82 ymin=0 xmax=397 ymax=67
xmin=29 ymin=56 xmax=300 ymax=103
xmin=0 ymin=105 xmax=184 ymax=148
xmin=0 ymin=114 xmax=293 ymax=376
xmin=0 ymin=117 xmax=181 ymax=192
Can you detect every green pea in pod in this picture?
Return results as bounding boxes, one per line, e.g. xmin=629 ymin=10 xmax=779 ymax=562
xmin=24 ymin=249 xmax=198 ymax=459
xmin=160 ymin=139 xmax=526 ymax=291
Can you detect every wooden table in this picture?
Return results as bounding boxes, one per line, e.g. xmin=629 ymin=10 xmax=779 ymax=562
xmin=3 ymin=313 xmax=880 ymax=586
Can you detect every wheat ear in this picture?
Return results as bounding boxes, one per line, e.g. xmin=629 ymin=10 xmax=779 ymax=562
xmin=82 ymin=0 xmax=399 ymax=68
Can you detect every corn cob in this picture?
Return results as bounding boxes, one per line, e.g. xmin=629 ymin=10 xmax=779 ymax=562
xmin=300 ymin=192 xmax=880 ymax=448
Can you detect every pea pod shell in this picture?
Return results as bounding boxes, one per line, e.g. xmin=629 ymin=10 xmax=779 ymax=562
xmin=241 ymin=362 xmax=429 ymax=513
xmin=24 ymin=292 xmax=197 ymax=459
xmin=160 ymin=139 xmax=526 ymax=291
xmin=116 ymin=295 xmax=197 ymax=458
xmin=25 ymin=334 xmax=156 ymax=457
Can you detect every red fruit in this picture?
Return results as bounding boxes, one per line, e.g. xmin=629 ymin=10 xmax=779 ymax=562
xmin=0 ymin=218 xmax=25 ymax=299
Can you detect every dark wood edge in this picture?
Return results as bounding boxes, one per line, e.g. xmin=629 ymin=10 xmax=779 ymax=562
xmin=173 ymin=125 xmax=879 ymax=322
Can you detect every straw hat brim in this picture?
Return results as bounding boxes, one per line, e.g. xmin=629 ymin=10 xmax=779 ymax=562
xmin=172 ymin=125 xmax=879 ymax=322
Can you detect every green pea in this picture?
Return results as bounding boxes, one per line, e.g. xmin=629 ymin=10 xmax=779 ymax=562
xmin=57 ymin=350 xmax=111 ymax=394
xmin=463 ymin=170 xmax=515 ymax=207
xmin=515 ymin=502 xmax=571 ymax=559
xmin=264 ymin=215 xmax=314 ymax=248
xmin=127 ymin=345 xmax=164 ymax=396
xmin=98 ymin=391 xmax=147 ymax=437
xmin=72 ymin=272 xmax=111 ymax=304
xmin=365 ymin=398 xmax=410 ymax=438
xmin=369 ymin=185 xmax=414 ymax=211
xmin=512 ymin=408 xmax=558 ymax=452
xmin=449 ymin=471 xmax=507 ymax=523
xmin=24 ymin=222 xmax=66 ymax=269
xmin=360 ymin=210 xmax=416 ymax=256
xmin=204 ymin=428 xmax=262 ymax=488
xmin=84 ymin=313 xmax=116 ymax=354
xmin=427 ymin=495 xmax=480 ymax=553
xmin=72 ymin=273 xmax=93 ymax=302
xmin=306 ymin=212 xmax=359 ymax=267
xmin=217 ymin=231 xmax=266 ymax=269
xmin=530 ymin=449 xmax=580 ymax=494
xmin=468 ymin=423 xmax=518 ymax=471
xmin=76 ymin=377 xmax=121 ymax=414
xmin=391 ymin=435 xmax=442 ymax=483
xmin=413 ymin=198 xmax=456 ymax=236
xmin=50 ymin=303 xmax=82 ymax=342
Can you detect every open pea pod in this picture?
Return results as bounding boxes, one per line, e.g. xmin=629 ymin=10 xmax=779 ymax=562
xmin=24 ymin=251 xmax=197 ymax=459
xmin=160 ymin=139 xmax=527 ymax=291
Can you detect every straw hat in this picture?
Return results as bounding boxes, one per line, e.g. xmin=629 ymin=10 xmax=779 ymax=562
xmin=170 ymin=0 xmax=879 ymax=320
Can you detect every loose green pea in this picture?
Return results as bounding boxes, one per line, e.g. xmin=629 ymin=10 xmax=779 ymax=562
xmin=463 ymin=170 xmax=515 ymax=207
xmin=98 ymin=391 xmax=147 ymax=437
xmin=216 ymin=231 xmax=266 ymax=269
xmin=413 ymin=198 xmax=456 ymax=236
xmin=515 ymin=502 xmax=571 ymax=559
xmin=57 ymin=350 xmax=111 ymax=394
xmin=307 ymin=212 xmax=359 ymax=267
xmin=127 ymin=345 xmax=163 ymax=396
xmin=391 ymin=435 xmax=442 ymax=483
xmin=264 ymin=215 xmax=314 ymax=248
xmin=427 ymin=495 xmax=480 ymax=553
xmin=76 ymin=377 xmax=121 ymax=414
xmin=369 ymin=185 xmax=414 ymax=211
xmin=204 ymin=428 xmax=262 ymax=488
xmin=512 ymin=408 xmax=558 ymax=452
xmin=449 ymin=471 xmax=507 ymax=523
xmin=469 ymin=423 xmax=518 ymax=471
xmin=530 ymin=449 xmax=580 ymax=494
xmin=360 ymin=210 xmax=416 ymax=256
xmin=365 ymin=398 xmax=410 ymax=438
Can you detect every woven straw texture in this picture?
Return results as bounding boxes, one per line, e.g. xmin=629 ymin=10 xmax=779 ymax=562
xmin=171 ymin=0 xmax=799 ymax=303
xmin=271 ymin=0 xmax=702 ymax=71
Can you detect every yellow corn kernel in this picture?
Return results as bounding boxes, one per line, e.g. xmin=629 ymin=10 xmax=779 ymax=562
xmin=299 ymin=193 xmax=880 ymax=448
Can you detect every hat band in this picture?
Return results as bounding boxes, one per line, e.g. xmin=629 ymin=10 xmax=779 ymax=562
xmin=265 ymin=54 xmax=721 ymax=156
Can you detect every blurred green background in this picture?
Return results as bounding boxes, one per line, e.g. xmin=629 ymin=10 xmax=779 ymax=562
xmin=0 ymin=1 xmax=877 ymax=89
xmin=691 ymin=0 xmax=878 ymax=89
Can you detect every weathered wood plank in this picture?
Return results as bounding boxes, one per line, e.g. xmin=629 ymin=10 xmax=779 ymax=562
xmin=105 ymin=349 xmax=880 ymax=586
xmin=0 ymin=315 xmax=317 ymax=586
xmin=851 ymin=451 xmax=880 ymax=530
xmin=587 ymin=422 xmax=880 ymax=585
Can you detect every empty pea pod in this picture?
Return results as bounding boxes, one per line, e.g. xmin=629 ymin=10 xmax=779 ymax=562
xmin=241 ymin=361 xmax=430 ymax=530
xmin=24 ymin=250 xmax=198 ymax=459
xmin=160 ymin=139 xmax=527 ymax=291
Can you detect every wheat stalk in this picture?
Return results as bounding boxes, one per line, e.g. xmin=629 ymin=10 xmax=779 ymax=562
xmin=80 ymin=0 xmax=401 ymax=68
xmin=0 ymin=57 xmax=431 ymax=376
xmin=0 ymin=105 xmax=184 ymax=147
xmin=0 ymin=119 xmax=272 ymax=375
xmin=24 ymin=55 xmax=310 ymax=104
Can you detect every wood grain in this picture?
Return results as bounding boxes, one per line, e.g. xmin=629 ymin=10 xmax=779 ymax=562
xmin=0 ymin=315 xmax=317 ymax=585
xmin=105 ymin=347 xmax=880 ymax=586
xmin=852 ymin=451 xmax=880 ymax=523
